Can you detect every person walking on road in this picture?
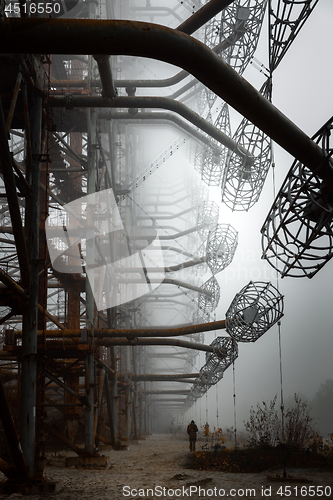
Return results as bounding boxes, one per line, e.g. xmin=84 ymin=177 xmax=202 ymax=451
xmin=187 ymin=420 xmax=198 ymax=452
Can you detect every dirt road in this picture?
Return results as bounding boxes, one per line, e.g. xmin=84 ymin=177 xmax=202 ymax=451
xmin=2 ymin=435 xmax=332 ymax=499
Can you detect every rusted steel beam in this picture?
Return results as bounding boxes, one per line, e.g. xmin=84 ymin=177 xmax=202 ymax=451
xmin=96 ymin=357 xmax=115 ymax=376
xmin=42 ymin=421 xmax=84 ymax=455
xmin=0 ymin=98 xmax=30 ymax=286
xmin=1 ymin=18 xmax=331 ymax=184
xmin=43 ymin=368 xmax=82 ymax=403
xmin=5 ymin=70 xmax=22 ymax=132
xmin=0 ymin=268 xmax=65 ymax=330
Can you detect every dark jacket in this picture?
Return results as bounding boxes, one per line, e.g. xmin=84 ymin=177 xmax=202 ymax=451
xmin=187 ymin=422 xmax=198 ymax=441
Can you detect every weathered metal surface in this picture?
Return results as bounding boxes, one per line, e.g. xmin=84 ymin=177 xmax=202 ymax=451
xmin=1 ymin=18 xmax=331 ymax=184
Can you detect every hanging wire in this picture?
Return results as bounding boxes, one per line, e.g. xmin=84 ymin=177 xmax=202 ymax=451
xmin=199 ymin=399 xmax=202 ymax=428
xmin=232 ymin=360 xmax=237 ymax=449
xmin=213 ymin=311 xmax=219 ymax=429
xmin=216 ymin=381 xmax=219 ymax=430
xmin=271 ymin=137 xmax=286 ymax=476
xmin=205 ymin=391 xmax=208 ymax=425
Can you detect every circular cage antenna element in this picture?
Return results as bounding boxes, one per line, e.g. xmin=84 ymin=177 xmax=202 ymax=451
xmin=261 ymin=156 xmax=333 ymax=278
xmin=204 ymin=0 xmax=267 ymax=75
xmin=198 ymin=275 xmax=221 ymax=313
xmin=225 ymin=281 xmax=284 ymax=342
xmin=221 ymin=81 xmax=272 ymax=212
xmin=184 ymin=337 xmax=238 ymax=409
xmin=206 ymin=223 xmax=238 ymax=274
xmin=197 ymin=200 xmax=220 ymax=241
xmin=199 ymin=103 xmax=231 ymax=187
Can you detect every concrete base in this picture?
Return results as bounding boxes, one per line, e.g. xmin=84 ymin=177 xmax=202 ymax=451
xmin=0 ymin=480 xmax=63 ymax=495
xmin=66 ymin=455 xmax=110 ymax=469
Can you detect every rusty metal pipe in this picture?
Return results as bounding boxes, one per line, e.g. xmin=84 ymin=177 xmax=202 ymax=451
xmin=2 ymin=18 xmax=331 ymax=183
xmin=49 ymin=95 xmax=249 ymax=160
xmin=132 ymin=373 xmax=199 ymax=381
xmin=26 ymin=319 xmax=226 ymax=338
xmin=101 ymin=337 xmax=217 ymax=353
xmin=93 ymin=54 xmax=117 ymax=99
xmin=177 ymin=0 xmax=235 ymax=35
xmin=99 ymin=111 xmax=220 ymax=150
xmin=50 ymin=0 xmax=235 ymax=90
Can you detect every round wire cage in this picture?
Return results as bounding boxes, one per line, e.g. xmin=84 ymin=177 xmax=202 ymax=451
xmin=221 ymin=81 xmax=272 ymax=211
xmin=204 ymin=337 xmax=238 ymax=377
xmin=197 ymin=200 xmax=220 ymax=241
xmin=261 ymin=160 xmax=333 ymax=278
xmin=201 ymin=103 xmax=231 ymax=186
xmin=198 ymin=275 xmax=221 ymax=313
xmin=204 ymin=0 xmax=267 ymax=75
xmin=225 ymin=281 xmax=284 ymax=342
xmin=185 ymin=337 xmax=238 ymax=407
xmin=206 ymin=223 xmax=238 ymax=274
xmin=219 ymin=0 xmax=267 ymax=75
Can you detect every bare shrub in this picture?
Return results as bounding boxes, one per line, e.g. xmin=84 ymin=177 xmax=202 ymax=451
xmin=244 ymin=394 xmax=315 ymax=450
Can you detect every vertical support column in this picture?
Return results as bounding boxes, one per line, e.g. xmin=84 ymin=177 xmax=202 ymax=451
xmin=21 ymin=59 xmax=43 ymax=478
xmin=124 ymin=316 xmax=131 ymax=439
xmin=132 ymin=347 xmax=138 ymax=440
xmin=109 ymin=346 xmax=118 ymax=444
xmin=65 ymin=130 xmax=82 ymax=444
xmin=85 ymin=107 xmax=97 ymax=455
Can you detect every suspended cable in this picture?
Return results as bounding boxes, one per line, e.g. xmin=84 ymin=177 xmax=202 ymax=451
xmin=232 ymin=360 xmax=237 ymax=449
xmin=271 ymin=130 xmax=286 ymax=474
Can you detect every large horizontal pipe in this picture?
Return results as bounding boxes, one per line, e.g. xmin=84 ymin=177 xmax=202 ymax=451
xmin=17 ymin=319 xmax=226 ymax=338
xmin=142 ymin=390 xmax=191 ymax=394
xmin=149 ymin=398 xmax=187 ymax=402
xmin=50 ymin=0 xmax=236 ymax=91
xmin=2 ymin=18 xmax=331 ymax=184
xmin=101 ymin=337 xmax=217 ymax=353
xmin=132 ymin=373 xmax=200 ymax=381
xmin=99 ymin=110 xmax=220 ymax=151
xmin=49 ymin=95 xmax=250 ymax=161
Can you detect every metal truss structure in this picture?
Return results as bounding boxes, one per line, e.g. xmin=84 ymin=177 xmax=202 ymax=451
xmin=261 ymin=117 xmax=333 ymax=278
xmin=0 ymin=0 xmax=326 ymax=488
xmin=269 ymin=0 xmax=320 ymax=72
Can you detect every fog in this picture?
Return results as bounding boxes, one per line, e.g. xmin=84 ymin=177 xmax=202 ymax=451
xmin=174 ymin=0 xmax=333 ymax=435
